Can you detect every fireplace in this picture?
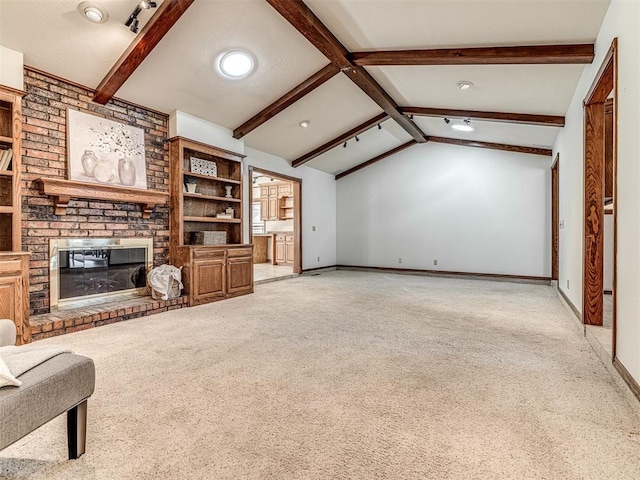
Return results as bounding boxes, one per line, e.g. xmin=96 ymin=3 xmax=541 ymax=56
xmin=50 ymin=238 xmax=153 ymax=310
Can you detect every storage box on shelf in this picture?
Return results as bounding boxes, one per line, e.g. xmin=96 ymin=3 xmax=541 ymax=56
xmin=168 ymin=137 xmax=253 ymax=306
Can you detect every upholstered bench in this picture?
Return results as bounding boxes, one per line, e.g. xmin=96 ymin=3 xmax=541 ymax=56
xmin=0 ymin=321 xmax=95 ymax=459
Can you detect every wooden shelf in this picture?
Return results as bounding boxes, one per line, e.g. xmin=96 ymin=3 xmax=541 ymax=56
xmin=183 ymin=216 xmax=241 ymax=224
xmin=184 ymin=193 xmax=241 ymax=203
xmin=37 ymin=178 xmax=169 ymax=218
xmin=0 ymin=170 xmax=13 ymax=177
xmin=0 ymin=136 xmax=12 ymax=145
xmin=0 ymin=206 xmax=13 ymax=214
xmin=183 ymin=171 xmax=241 ymax=184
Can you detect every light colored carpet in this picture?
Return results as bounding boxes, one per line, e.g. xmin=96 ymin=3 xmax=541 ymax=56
xmin=1 ymin=271 xmax=639 ymax=479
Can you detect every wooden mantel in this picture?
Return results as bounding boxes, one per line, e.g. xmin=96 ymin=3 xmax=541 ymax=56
xmin=37 ymin=178 xmax=169 ymax=218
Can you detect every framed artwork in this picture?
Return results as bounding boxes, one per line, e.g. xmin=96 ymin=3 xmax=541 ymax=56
xmin=67 ymin=109 xmax=147 ymax=189
xmin=190 ymin=157 xmax=217 ymax=177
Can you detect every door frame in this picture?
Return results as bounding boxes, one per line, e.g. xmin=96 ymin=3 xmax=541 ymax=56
xmin=551 ymin=154 xmax=559 ymax=281
xmin=582 ymin=38 xmax=617 ymax=352
xmin=248 ymin=166 xmax=302 ymax=274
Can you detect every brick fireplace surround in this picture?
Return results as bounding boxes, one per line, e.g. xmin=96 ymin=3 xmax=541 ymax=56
xmin=21 ymin=67 xmax=187 ymax=339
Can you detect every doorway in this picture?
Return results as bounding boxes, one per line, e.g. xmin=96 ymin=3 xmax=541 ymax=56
xmin=249 ymin=166 xmax=302 ymax=282
xmin=551 ymin=154 xmax=559 ymax=282
xmin=582 ymin=38 xmax=617 ymax=357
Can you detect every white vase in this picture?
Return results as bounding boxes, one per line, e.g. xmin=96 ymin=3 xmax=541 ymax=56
xmin=118 ymin=157 xmax=136 ymax=186
xmin=186 ymin=183 xmax=197 ymax=193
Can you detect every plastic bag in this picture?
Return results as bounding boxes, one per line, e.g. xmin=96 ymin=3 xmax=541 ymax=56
xmin=147 ymin=265 xmax=183 ymax=300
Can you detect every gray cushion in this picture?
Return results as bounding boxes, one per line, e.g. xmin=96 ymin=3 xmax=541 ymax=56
xmin=0 ymin=354 xmax=95 ymax=450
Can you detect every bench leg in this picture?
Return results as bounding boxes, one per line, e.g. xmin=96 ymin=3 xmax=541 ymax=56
xmin=67 ymin=400 xmax=88 ymax=460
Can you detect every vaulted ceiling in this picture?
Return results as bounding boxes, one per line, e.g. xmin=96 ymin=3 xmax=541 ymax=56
xmin=0 ymin=0 xmax=611 ymax=177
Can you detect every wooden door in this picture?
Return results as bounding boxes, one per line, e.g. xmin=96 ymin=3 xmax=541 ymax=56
xmin=268 ymin=197 xmax=278 ymax=220
xmin=285 ymin=241 xmax=295 ymax=264
xmin=275 ymin=238 xmax=286 ymax=264
xmin=227 ymin=256 xmax=253 ymax=296
xmin=193 ymin=258 xmax=225 ymax=303
xmin=260 ymin=198 xmax=269 ymax=221
xmin=278 ymin=183 xmax=292 ymax=196
xmin=551 ymin=156 xmax=559 ymax=281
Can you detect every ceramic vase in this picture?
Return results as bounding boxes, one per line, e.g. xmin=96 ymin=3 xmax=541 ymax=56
xmin=93 ymin=155 xmax=117 ymax=184
xmin=118 ymin=157 xmax=136 ymax=186
xmin=81 ymin=150 xmax=98 ymax=177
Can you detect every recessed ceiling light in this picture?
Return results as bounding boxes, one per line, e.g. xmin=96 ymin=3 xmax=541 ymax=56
xmin=218 ymin=50 xmax=255 ymax=79
xmin=457 ymin=81 xmax=473 ymax=91
xmin=451 ymin=119 xmax=475 ymax=132
xmin=298 ymin=120 xmax=310 ymax=128
xmin=77 ymin=1 xmax=108 ymax=23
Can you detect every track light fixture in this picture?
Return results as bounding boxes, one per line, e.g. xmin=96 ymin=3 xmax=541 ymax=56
xmin=355 ymin=136 xmax=360 ymax=142
xmin=125 ymin=1 xmax=156 ymax=33
xmin=343 ymin=142 xmax=347 ymax=148
xmin=378 ymin=124 xmax=382 ymax=130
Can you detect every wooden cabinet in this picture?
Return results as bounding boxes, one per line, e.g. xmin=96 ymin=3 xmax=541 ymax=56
xmin=0 ymin=252 xmax=30 ymax=345
xmin=0 ymin=86 xmax=23 ymax=252
xmin=176 ymin=245 xmax=253 ymax=306
xmin=168 ymin=136 xmax=245 ymax=261
xmin=274 ymin=234 xmax=294 ymax=265
xmin=169 ymin=137 xmax=253 ymax=306
xmin=259 ymin=181 xmax=293 ymax=221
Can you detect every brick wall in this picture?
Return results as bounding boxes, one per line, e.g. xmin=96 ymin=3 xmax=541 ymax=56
xmin=21 ymin=67 xmax=170 ymax=315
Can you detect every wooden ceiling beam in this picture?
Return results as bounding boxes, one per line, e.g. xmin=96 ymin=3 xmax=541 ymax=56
xmin=429 ymin=136 xmax=552 ymax=156
xmin=351 ymin=44 xmax=595 ymax=66
xmin=292 ymin=112 xmax=389 ymax=167
xmin=401 ymin=107 xmax=565 ymax=127
xmin=335 ymin=141 xmax=417 ymax=180
xmin=265 ymin=0 xmax=426 ymax=144
xmin=93 ymin=0 xmax=195 ymax=105
xmin=233 ymin=64 xmax=339 ymax=139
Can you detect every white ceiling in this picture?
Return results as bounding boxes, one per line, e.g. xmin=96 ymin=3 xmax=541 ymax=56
xmin=0 ymin=0 xmax=611 ymax=176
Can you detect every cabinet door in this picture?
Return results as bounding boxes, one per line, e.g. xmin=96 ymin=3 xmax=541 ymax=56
xmin=285 ymin=242 xmax=295 ymax=264
xmin=193 ymin=258 xmax=225 ymax=303
xmin=260 ymin=198 xmax=269 ymax=221
xmin=0 ymin=274 xmax=28 ymax=345
xmin=260 ymin=186 xmax=269 ymax=199
xmin=268 ymin=197 xmax=279 ymax=220
xmin=268 ymin=185 xmax=278 ymax=198
xmin=227 ymin=256 xmax=253 ymax=296
xmin=275 ymin=241 xmax=286 ymax=263
xmin=278 ymin=183 xmax=292 ymax=196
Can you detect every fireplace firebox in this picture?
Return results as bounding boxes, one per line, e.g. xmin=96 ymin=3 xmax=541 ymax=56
xmin=50 ymin=238 xmax=153 ymax=310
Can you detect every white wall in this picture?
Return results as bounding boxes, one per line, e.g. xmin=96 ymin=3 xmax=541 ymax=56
xmin=337 ymin=142 xmax=551 ymax=276
xmin=553 ymin=0 xmax=640 ymax=381
xmin=244 ymin=147 xmax=337 ymax=270
xmin=170 ymin=112 xmax=337 ymax=270
xmin=0 ymin=45 xmax=23 ymax=90
xmin=169 ymin=110 xmax=244 ymax=154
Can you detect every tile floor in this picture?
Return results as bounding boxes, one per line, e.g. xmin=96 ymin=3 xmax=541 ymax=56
xmin=253 ymin=262 xmax=297 ymax=283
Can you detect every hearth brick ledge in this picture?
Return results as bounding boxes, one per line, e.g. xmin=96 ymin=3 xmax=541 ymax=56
xmin=30 ymin=295 xmax=188 ymax=341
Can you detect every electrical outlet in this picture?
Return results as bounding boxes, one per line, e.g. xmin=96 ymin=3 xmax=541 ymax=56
xmin=567 ymin=279 xmax=570 ymax=289
xmin=433 ymin=259 xmax=438 ymax=266
xmin=398 ymin=257 xmax=403 ymax=264
xmin=317 ymin=256 xmax=320 ymax=262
